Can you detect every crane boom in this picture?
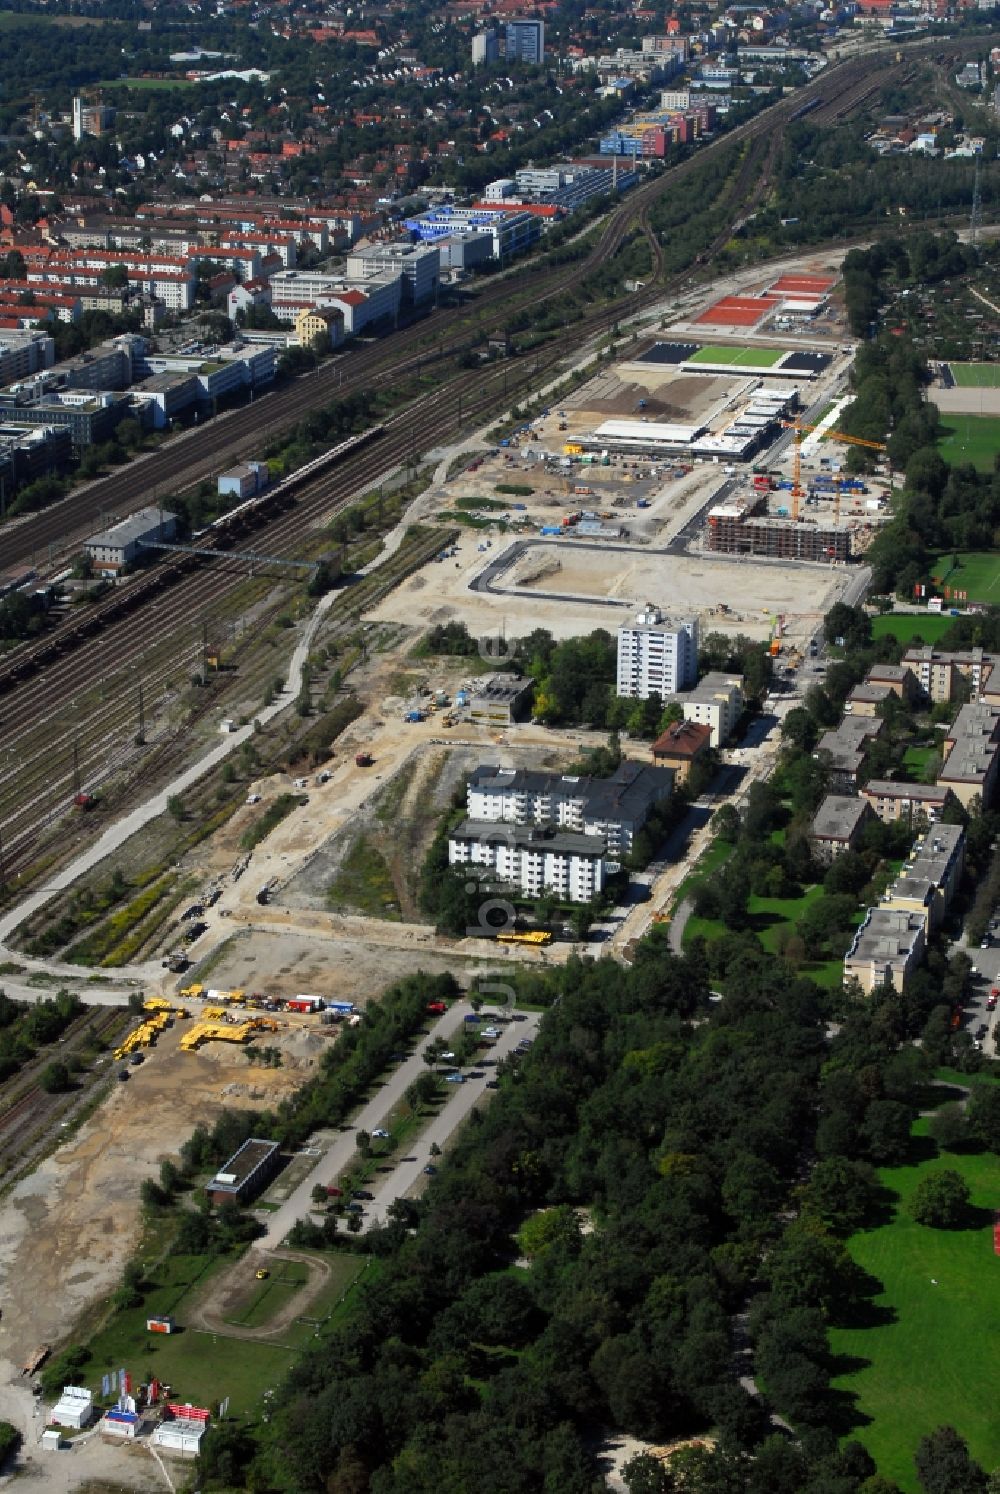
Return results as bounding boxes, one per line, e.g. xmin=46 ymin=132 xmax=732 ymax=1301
xmin=780 ymin=418 xmax=887 ymax=521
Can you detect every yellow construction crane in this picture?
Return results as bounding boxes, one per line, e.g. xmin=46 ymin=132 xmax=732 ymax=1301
xmin=781 ymin=420 xmax=888 ymax=522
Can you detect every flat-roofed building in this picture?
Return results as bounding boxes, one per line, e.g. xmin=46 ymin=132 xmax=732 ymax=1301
xmin=902 ymin=645 xmax=1000 ymax=704
xmin=815 ymin=716 xmax=885 ymax=791
xmin=844 ymin=908 xmax=926 ymax=994
xmin=467 ymin=673 xmax=533 ymax=725
xmin=845 ymin=681 xmax=893 ymax=717
xmin=866 ymin=662 xmax=919 ymax=702
xmin=881 ymin=822 xmax=965 ymax=932
xmin=466 ymin=759 xmax=673 ymax=858
xmin=448 ymin=820 xmax=604 ymax=903
xmin=617 ymin=604 xmax=698 ymax=700
xmin=206 ymin=1137 xmax=282 ymax=1205
xmin=861 ymin=779 xmax=954 ymax=823
xmin=938 ymin=701 xmax=1000 ymax=809
xmin=810 ymin=794 xmax=874 ymax=865
xmin=681 ymin=671 xmax=743 ymax=747
xmin=218 ymin=461 xmax=268 ymax=499
xmin=345 ymin=241 xmax=440 ymax=306
xmin=84 ymin=505 xmax=177 ymax=573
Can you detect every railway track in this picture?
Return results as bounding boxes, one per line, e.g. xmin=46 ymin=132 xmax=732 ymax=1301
xmin=0 ymin=42 xmax=942 ymax=578
xmin=0 ymin=40 xmax=964 ymax=886
xmin=0 ymin=1006 xmax=126 ymax=1184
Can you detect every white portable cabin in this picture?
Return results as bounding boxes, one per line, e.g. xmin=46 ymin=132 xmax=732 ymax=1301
xmin=50 ymin=1386 xmax=93 ymax=1429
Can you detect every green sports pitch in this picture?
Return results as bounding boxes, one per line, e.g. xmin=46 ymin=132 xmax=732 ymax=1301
xmin=687 ymin=345 xmax=784 ymax=368
xmin=929 ymin=550 xmax=1000 ymax=602
xmin=948 ymin=362 xmax=1000 ymax=389
xmin=938 ymin=414 xmax=1000 ymax=473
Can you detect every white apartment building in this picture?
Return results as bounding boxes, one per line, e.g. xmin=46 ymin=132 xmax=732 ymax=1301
xmin=616 ymin=604 xmax=698 ymax=699
xmin=448 ymin=821 xmax=606 ymax=903
xmin=0 ymin=331 xmax=55 ymax=383
xmin=465 ymin=761 xmax=673 ymax=859
xmin=682 ymin=671 xmax=744 ymax=747
xmin=268 ymin=269 xmax=402 ymax=334
xmin=344 ymin=242 xmax=440 ymax=306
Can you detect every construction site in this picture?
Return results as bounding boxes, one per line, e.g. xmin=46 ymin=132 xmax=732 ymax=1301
xmin=700 ymin=412 xmax=891 ymax=562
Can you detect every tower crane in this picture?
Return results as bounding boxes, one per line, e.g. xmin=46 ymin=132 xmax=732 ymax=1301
xmin=780 ymin=419 xmax=887 ymax=522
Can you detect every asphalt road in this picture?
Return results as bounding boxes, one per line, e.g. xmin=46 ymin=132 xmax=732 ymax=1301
xmin=253 ymin=1002 xmax=540 ymax=1249
xmin=364 ymin=1009 xmax=542 ymax=1227
xmin=960 ymin=938 xmax=1000 ymax=1058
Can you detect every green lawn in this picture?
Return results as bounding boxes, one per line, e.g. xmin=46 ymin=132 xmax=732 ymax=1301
xmin=902 ymin=745 xmax=934 ymax=773
xmin=683 ymin=880 xmax=858 ymax=990
xmin=671 ymin=837 xmax=734 ymax=911
xmin=98 ymin=75 xmax=196 ymax=90
xmin=928 ymin=551 xmax=1000 ymax=603
xmin=829 ymin=1119 xmax=1000 ymax=1491
xmin=871 ymin=613 xmax=956 ymax=647
xmin=77 ymin=1248 xmax=370 ymax=1412
xmin=226 ymin=1259 xmax=311 ymax=1329
xmin=949 ymin=362 xmax=1000 ymax=389
xmin=78 ymin=1251 xmax=296 ymax=1414
xmin=938 ymin=415 xmax=1000 ymax=473
xmin=688 ymin=344 xmax=784 ymax=368
xmin=233 ymin=1252 xmax=368 ymax=1345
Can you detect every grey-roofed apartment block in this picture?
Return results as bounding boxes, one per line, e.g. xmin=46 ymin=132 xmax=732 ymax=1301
xmin=809 ymin=794 xmax=874 ymax=865
xmin=844 ymin=908 xmax=926 ymax=994
xmin=466 ymin=759 xmax=673 ymax=857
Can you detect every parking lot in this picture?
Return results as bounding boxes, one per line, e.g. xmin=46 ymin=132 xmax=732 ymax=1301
xmin=963 ymin=927 xmax=1000 ymax=1058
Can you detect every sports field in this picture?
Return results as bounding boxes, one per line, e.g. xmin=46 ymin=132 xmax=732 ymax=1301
xmin=871 ymin=613 xmax=955 ymax=646
xmin=929 ymin=551 xmax=1000 ymax=602
xmin=829 ymin=1111 xmax=1000 ymax=1491
xmin=950 ymin=363 xmax=1000 ymax=389
xmin=938 ymin=414 xmax=1000 ymax=472
xmin=687 ymin=344 xmax=784 ymax=368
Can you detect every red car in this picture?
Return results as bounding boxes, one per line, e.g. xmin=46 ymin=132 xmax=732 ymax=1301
xmin=426 ymin=1002 xmax=447 ymax=1014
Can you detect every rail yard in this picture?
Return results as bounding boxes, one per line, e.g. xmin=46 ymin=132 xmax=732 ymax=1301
xmin=0 ymin=29 xmax=988 ymax=1489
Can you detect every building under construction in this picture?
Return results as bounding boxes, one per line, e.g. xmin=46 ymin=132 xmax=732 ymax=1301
xmin=706 ymin=499 xmax=851 ymax=563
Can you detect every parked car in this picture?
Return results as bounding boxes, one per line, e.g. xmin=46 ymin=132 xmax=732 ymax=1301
xmin=444 ymin=1074 xmax=465 ymax=1084
xmin=246 ymin=793 xmax=262 ymax=805
xmin=423 ymin=1165 xmax=437 ymax=1175
xmin=371 ymin=1128 xmax=390 ymax=1139
xmin=352 ymin=1190 xmax=374 ymax=1201
xmin=346 ymin=1202 xmax=364 ymax=1213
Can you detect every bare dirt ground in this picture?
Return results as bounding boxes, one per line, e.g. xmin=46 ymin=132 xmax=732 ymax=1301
xmin=934 ymin=386 xmax=1000 ymax=416
xmin=369 ymin=534 xmax=846 ymax=646
xmin=0 ymin=1025 xmax=306 ymax=1447
xmin=280 ymin=739 xmax=571 ymax=920
xmin=579 ymin=372 xmax=738 ymax=425
xmin=187 ymin=925 xmax=499 ymax=1006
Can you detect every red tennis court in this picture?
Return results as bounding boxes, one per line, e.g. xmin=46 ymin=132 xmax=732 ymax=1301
xmin=769 ymin=274 xmax=835 ymax=294
xmin=696 ymin=295 xmax=778 ymax=326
